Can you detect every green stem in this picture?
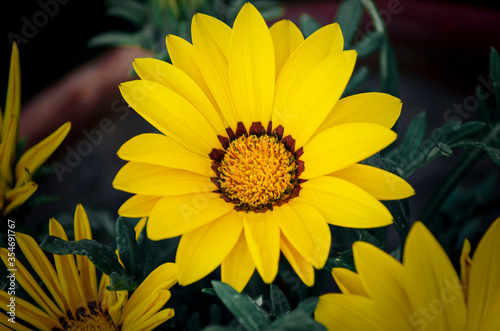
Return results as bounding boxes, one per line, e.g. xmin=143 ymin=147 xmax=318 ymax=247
xmin=420 ymin=123 xmax=500 ymax=224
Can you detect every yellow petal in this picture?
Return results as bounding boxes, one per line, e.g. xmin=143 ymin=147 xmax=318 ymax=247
xmin=460 ymin=238 xmax=472 ymax=301
xmin=403 ymin=221 xmax=466 ymax=331
xmin=221 ymin=231 xmax=255 ymax=292
xmin=272 ymin=23 xmax=343 ymax=128
xmin=133 ymin=58 xmax=226 ymax=135
xmin=0 ymin=117 xmax=17 ymax=186
xmin=118 ymin=195 xmax=161 ymax=218
xmin=124 ymin=262 xmax=177 ymax=316
xmin=353 ymin=241 xmax=413 ymax=328
xmin=49 ymin=218 xmax=89 ymax=316
xmin=4 ymin=181 xmax=37 ymax=216
xmin=315 ymin=294 xmax=390 ymax=331
xmin=229 ymin=2 xmax=275 ymax=128
xmin=0 ymin=313 xmax=33 ymax=331
xmin=127 ymin=307 xmax=175 ymax=331
xmin=165 ymin=34 xmax=219 ymax=113
xmin=1 ymin=248 xmax=64 ymax=320
xmin=318 ymin=92 xmax=402 ymax=133
xmin=119 ymin=80 xmax=220 ymax=155
xmin=331 ymin=164 xmax=414 ymax=200
xmin=301 ymin=122 xmax=397 ymax=179
xmin=134 ymin=217 xmax=147 ymax=240
xmin=269 ymin=19 xmax=304 ymax=79
xmin=275 ymin=50 xmax=357 ymax=149
xmin=298 ymin=176 xmax=393 ymax=228
xmin=192 ymin=13 xmax=237 ymax=128
xmin=147 ymin=193 xmax=234 ymax=239
xmin=117 ymin=133 xmax=213 ymax=177
xmin=113 ymin=162 xmax=216 ymax=196
xmin=331 ymin=268 xmax=368 ymax=296
xmin=243 ymin=212 xmax=280 ymax=284
xmin=270 ymin=202 xmax=330 ymax=268
xmin=124 ymin=290 xmax=172 ymax=329
xmin=280 ymin=233 xmax=315 ymax=287
xmin=176 ymin=212 xmax=243 ymax=285
xmin=0 ymin=290 xmax=60 ymax=331
xmin=2 ymin=43 xmax=21 ymax=142
xmin=73 ymin=204 xmax=97 ymax=302
xmin=15 ymin=122 xmax=71 ymax=185
xmin=466 ymin=218 xmax=500 ymax=330
xmin=15 ymin=232 xmax=69 ymax=314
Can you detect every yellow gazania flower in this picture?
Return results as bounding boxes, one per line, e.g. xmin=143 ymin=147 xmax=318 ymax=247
xmin=315 ymin=218 xmax=500 ymax=330
xmin=0 ymin=204 xmax=176 ymax=330
xmin=113 ymin=3 xmax=414 ymax=291
xmin=0 ymin=43 xmax=70 ymax=216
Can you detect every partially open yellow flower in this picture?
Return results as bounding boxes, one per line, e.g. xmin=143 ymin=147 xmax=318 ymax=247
xmin=315 ymin=218 xmax=500 ymax=330
xmin=0 ymin=204 xmax=176 ymax=330
xmin=0 ymin=43 xmax=70 ymax=216
xmin=113 ymin=3 xmax=414 ymax=291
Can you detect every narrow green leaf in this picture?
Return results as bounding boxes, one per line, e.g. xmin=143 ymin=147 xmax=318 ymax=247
xmin=334 ymin=0 xmax=364 ymax=46
xmin=39 ymin=236 xmax=136 ymax=291
xmin=116 ymin=217 xmax=142 ymax=277
xmin=295 ymin=297 xmax=320 ymax=316
xmin=353 ymin=30 xmax=384 ymax=58
xmin=383 ymin=199 xmax=411 ymax=238
xmin=266 ymin=310 xmax=327 ymax=331
xmin=357 ymin=229 xmax=386 ymax=250
xmin=202 ymin=288 xmax=217 ymax=295
xmin=379 ymin=37 xmax=400 ymax=97
xmin=490 ymin=47 xmax=500 ymax=115
xmin=270 ymin=285 xmax=291 ymax=317
xmin=324 ymin=250 xmax=355 ymax=272
xmin=399 ymin=112 xmax=426 ymax=160
xmin=476 ymin=85 xmax=494 ymax=127
xmin=212 ymin=281 xmax=270 ymax=331
xmin=299 ymin=14 xmax=322 ymax=38
xmin=436 ymin=142 xmax=453 ymax=157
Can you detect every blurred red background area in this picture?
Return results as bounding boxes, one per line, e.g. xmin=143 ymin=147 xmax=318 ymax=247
xmin=1 ymin=0 xmax=499 ymax=229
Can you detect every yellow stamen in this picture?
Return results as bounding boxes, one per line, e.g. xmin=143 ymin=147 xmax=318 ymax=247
xmin=218 ymin=135 xmax=296 ymax=210
xmin=63 ymin=308 xmax=117 ymax=331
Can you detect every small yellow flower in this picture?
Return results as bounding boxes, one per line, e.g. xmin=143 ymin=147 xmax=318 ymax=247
xmin=315 ymin=218 xmax=500 ymax=330
xmin=0 ymin=43 xmax=70 ymax=216
xmin=113 ymin=3 xmax=414 ymax=291
xmin=0 ymin=204 xmax=176 ymax=330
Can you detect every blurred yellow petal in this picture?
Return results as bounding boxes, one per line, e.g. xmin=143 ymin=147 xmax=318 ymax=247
xmin=301 ymin=122 xmax=397 ymax=179
xmin=244 ymin=212 xmax=280 ymax=284
xmin=4 ymin=181 xmax=37 ymax=216
xmin=466 ymin=218 xmax=500 ymax=330
xmin=269 ymin=19 xmax=304 ymax=79
xmin=176 ymin=212 xmax=243 ymax=285
xmin=2 ymin=43 xmax=21 ymax=141
xmin=0 ymin=117 xmax=17 ymax=186
xmin=298 ymin=176 xmax=393 ymax=228
xmin=331 ymin=268 xmax=367 ymax=296
xmin=280 ymin=233 xmax=315 ymax=287
xmin=404 ymin=221 xmax=466 ymax=331
xmin=118 ymin=195 xmax=161 ymax=218
xmin=460 ymin=238 xmax=472 ymax=301
xmin=15 ymin=122 xmax=70 ymax=185
xmin=221 ymin=231 xmax=255 ymax=292
xmin=229 ymin=2 xmax=275 ymax=127
xmin=331 ymin=164 xmax=414 ymax=200
xmin=318 ymin=92 xmax=402 ymax=132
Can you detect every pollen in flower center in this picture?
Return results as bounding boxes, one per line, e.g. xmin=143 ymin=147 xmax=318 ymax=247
xmin=218 ymin=134 xmax=297 ymax=210
xmin=63 ymin=307 xmax=117 ymax=331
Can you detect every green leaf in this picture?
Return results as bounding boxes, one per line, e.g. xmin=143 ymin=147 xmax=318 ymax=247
xmin=399 ymin=112 xmax=427 ymax=160
xmin=202 ymin=288 xmax=217 ymax=295
xmin=295 ymin=297 xmax=320 ymax=316
xmin=211 ymin=281 xmax=270 ymax=331
xmin=353 ymin=30 xmax=385 ymax=58
xmin=343 ymin=65 xmax=370 ymax=96
xmin=115 ymin=217 xmax=142 ymax=277
xmin=266 ymin=310 xmax=326 ymax=331
xmin=379 ymin=37 xmax=400 ymax=97
xmin=87 ymin=31 xmax=146 ymax=48
xmin=490 ymin=47 xmax=500 ymax=114
xmin=106 ymin=1 xmax=146 ymax=26
xmin=436 ymin=142 xmax=453 ymax=157
xmin=299 ymin=14 xmax=322 ymax=38
xmin=270 ymin=285 xmax=291 ymax=317
xmin=383 ymin=199 xmax=411 ymax=239
xmin=39 ymin=236 xmax=136 ymax=291
xmin=334 ymin=0 xmax=364 ymax=46
xmin=324 ymin=249 xmax=355 ymax=272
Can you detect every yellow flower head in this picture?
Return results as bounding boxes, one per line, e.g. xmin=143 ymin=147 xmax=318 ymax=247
xmin=0 ymin=43 xmax=70 ymax=216
xmin=113 ymin=3 xmax=414 ymax=291
xmin=0 ymin=204 xmax=176 ymax=330
xmin=315 ymin=218 xmax=500 ymax=330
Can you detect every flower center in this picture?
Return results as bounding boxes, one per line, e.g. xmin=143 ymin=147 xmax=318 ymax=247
xmin=217 ymin=134 xmax=297 ymax=211
xmin=60 ymin=305 xmax=117 ymax=331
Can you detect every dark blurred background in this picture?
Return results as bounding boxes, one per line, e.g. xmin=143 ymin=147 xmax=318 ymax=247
xmin=2 ymin=0 xmax=500 ymax=244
